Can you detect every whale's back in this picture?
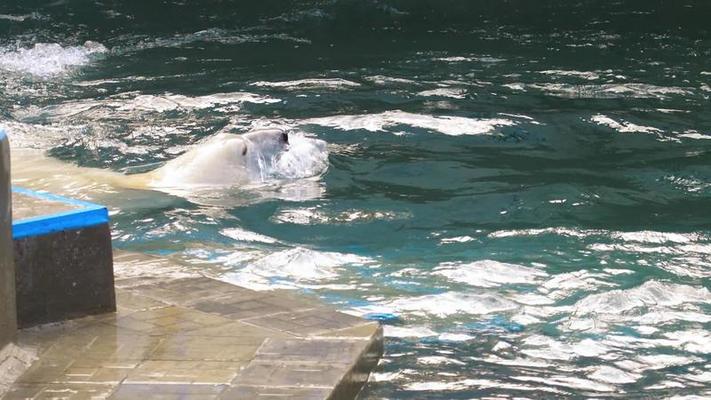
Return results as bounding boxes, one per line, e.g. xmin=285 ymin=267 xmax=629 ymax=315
xmin=147 ymin=133 xmax=250 ymax=189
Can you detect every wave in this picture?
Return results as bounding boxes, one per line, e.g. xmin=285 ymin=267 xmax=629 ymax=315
xmin=221 ymin=247 xmax=375 ymax=290
xmin=271 ymin=206 xmax=408 ymax=225
xmin=251 ymin=78 xmax=361 ymax=90
xmin=220 ymin=227 xmax=279 ymax=244
xmin=31 ymin=92 xmax=280 ymax=121
xmin=538 ymin=70 xmax=601 ymax=80
xmin=386 ymin=292 xmax=519 ymax=318
xmin=572 ymin=280 xmax=711 ymax=317
xmin=517 ymin=82 xmax=692 ymax=99
xmin=434 ymin=260 xmax=547 ymax=288
xmin=432 ymin=55 xmax=505 ymax=63
xmin=303 ymin=110 xmax=518 ymax=136
xmin=0 ymin=41 xmax=107 ymax=77
xmin=416 ymin=88 xmax=467 ymax=99
xmin=590 ymin=114 xmax=663 ymax=134
xmin=125 ymin=28 xmax=310 ymax=51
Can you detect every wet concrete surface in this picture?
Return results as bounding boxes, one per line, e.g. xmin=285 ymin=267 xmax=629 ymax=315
xmin=11 ymin=191 xmax=76 ymax=221
xmin=1 ymin=251 xmax=383 ymax=399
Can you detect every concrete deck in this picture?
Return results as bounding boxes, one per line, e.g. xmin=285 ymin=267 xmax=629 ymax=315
xmin=11 ymin=191 xmax=77 ymax=221
xmin=1 ymin=252 xmax=382 ymax=400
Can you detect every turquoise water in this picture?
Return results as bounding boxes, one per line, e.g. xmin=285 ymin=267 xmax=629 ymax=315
xmin=2 ymin=1 xmax=711 ymax=398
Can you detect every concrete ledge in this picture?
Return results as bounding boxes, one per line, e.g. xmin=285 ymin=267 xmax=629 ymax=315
xmin=3 ymin=252 xmax=382 ymax=400
xmin=11 ymin=188 xmax=115 ymax=328
xmin=0 ymin=130 xmax=16 ymax=355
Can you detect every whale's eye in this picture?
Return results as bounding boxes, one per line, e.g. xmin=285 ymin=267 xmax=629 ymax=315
xmin=281 ymin=132 xmax=289 ymax=144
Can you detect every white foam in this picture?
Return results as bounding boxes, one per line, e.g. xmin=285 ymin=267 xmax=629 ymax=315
xmin=370 ymin=369 xmax=417 ymax=382
xmin=417 ymin=88 xmax=467 ymax=99
xmin=132 ymin=29 xmax=310 ymax=50
xmin=417 ymin=356 xmax=465 ymax=365
xmin=433 ymin=56 xmax=506 ymax=63
xmin=612 ymin=231 xmax=697 ymax=244
xmin=587 ymin=365 xmax=641 ymax=384
xmin=272 ymin=207 xmax=405 ymax=225
xmin=489 ymin=227 xmax=595 ymax=239
xmin=0 ymin=42 xmax=107 ymax=77
xmin=364 ymin=75 xmax=417 ymax=85
xmin=0 ymin=14 xmax=34 ymax=21
xmin=521 ymin=336 xmax=611 ymax=361
xmin=540 ymin=270 xmax=614 ymax=300
xmin=538 ymin=70 xmax=601 ymax=80
xmin=663 ymin=330 xmax=711 ymax=354
xmin=251 ymin=78 xmax=360 ymax=89
xmin=406 ymin=378 xmax=567 ymax=394
xmin=638 ymin=310 xmax=711 ymax=325
xmin=573 ymin=280 xmax=711 ymax=317
xmin=384 ymin=326 xmax=438 ymax=338
xmin=492 ymin=341 xmax=512 ymax=352
xmin=434 ymin=260 xmax=547 ymax=288
xmin=270 ymin=132 xmax=329 ymax=180
xmin=271 ymin=207 xmax=329 ymax=224
xmin=511 ymin=313 xmax=543 ymax=326
xmin=591 ymin=114 xmax=662 ymax=134
xmin=117 ymin=92 xmax=280 ymax=112
xmin=222 ymin=247 xmax=374 ymax=290
xmin=528 ymin=83 xmax=690 ymax=99
xmin=0 ymin=120 xmax=79 ymax=150
xmin=387 ymin=292 xmax=518 ymax=318
xmin=220 ymin=228 xmax=278 ymax=244
xmin=439 ymin=235 xmax=475 ymax=244
xmin=304 ymin=110 xmax=516 ymax=136
xmin=32 ymin=92 xmax=280 ymax=122
xmin=512 ymin=375 xmax=616 ymax=392
xmin=503 ymin=83 xmax=526 ymax=91
xmin=438 ymin=333 xmax=475 ymax=342
xmin=679 ymin=130 xmax=711 ymax=140
xmin=631 ymin=354 xmax=701 ymax=371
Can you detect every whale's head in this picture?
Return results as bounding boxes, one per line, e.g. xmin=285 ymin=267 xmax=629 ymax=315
xmin=242 ymin=128 xmax=290 ymax=157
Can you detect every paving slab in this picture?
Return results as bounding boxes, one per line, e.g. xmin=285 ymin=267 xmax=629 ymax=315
xmin=1 ymin=251 xmax=382 ymax=399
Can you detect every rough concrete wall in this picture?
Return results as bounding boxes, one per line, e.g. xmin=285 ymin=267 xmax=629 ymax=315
xmin=14 ymin=223 xmax=115 ymax=328
xmin=0 ymin=133 xmax=17 ymax=349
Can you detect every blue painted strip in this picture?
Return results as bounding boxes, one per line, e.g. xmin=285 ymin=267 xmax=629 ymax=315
xmin=11 ymin=187 xmax=109 ymax=239
xmin=0 ymin=129 xmax=6 ymax=140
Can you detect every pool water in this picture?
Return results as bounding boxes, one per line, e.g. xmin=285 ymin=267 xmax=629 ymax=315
xmin=1 ymin=1 xmax=710 ymax=398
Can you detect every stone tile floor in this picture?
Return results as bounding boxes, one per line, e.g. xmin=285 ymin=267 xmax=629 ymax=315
xmin=0 ymin=252 xmax=382 ymax=400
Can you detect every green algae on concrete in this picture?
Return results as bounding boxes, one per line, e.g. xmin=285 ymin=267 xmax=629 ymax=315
xmin=2 ymin=251 xmax=383 ymax=400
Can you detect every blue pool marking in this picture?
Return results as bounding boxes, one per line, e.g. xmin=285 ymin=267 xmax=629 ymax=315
xmin=12 ymin=186 xmax=109 ymax=240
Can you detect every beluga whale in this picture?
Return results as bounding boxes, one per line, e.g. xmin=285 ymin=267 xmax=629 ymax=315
xmin=10 ymin=128 xmax=330 ymax=201
xmin=142 ymin=128 xmax=292 ymax=189
xmin=123 ymin=128 xmax=330 ymax=194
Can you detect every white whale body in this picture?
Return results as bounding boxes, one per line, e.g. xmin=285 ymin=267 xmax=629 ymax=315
xmin=147 ymin=129 xmax=285 ymax=188
xmin=131 ymin=128 xmax=329 ymax=191
xmin=9 ymin=128 xmax=330 ymax=200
